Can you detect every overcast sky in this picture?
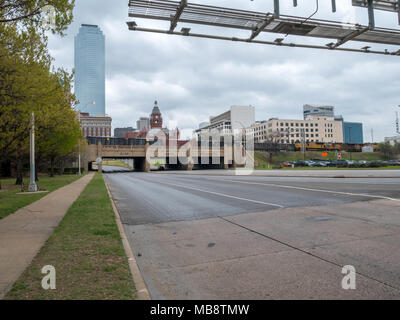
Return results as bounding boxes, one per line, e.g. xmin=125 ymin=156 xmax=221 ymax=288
xmin=47 ymin=0 xmax=400 ymax=141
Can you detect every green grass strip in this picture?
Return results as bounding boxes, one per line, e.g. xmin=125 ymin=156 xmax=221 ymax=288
xmin=0 ymin=175 xmax=83 ymax=220
xmin=4 ymin=173 xmax=136 ymax=300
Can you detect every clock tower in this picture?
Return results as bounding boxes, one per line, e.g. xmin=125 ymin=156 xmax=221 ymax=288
xmin=150 ymin=100 xmax=163 ymax=129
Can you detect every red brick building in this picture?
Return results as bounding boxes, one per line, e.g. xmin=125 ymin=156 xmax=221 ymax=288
xmin=77 ymin=112 xmax=112 ymax=137
xmin=150 ymin=101 xmax=163 ymax=129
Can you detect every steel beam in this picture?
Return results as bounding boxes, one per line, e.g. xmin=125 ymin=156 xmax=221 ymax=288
xmin=169 ymin=0 xmax=187 ymax=33
xmin=128 ymin=25 xmax=399 ymax=56
xmin=398 ymin=0 xmax=400 ymax=24
xmin=334 ymin=26 xmax=369 ymax=48
xmin=331 ymin=0 xmax=337 ymax=13
xmin=368 ymin=0 xmax=375 ymax=30
xmin=128 ymin=0 xmax=400 ymax=56
xmin=274 ymin=0 xmax=280 ymax=18
xmin=249 ymin=16 xmax=274 ymax=41
xmin=352 ymin=0 xmax=398 ymax=12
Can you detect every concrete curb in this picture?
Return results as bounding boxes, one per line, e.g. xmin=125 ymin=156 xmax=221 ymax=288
xmin=104 ymin=176 xmax=151 ymax=300
xmin=153 ymin=171 xmax=400 ymax=179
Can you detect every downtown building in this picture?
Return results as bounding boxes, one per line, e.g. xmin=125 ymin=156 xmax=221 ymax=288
xmin=253 ymin=105 xmax=363 ymax=145
xmin=253 ymin=116 xmax=344 ymax=144
xmin=195 ymin=106 xmax=255 ymax=135
xmin=75 ymin=24 xmax=111 ymax=137
xmin=114 ymin=127 xmax=136 ymax=138
xmin=74 ymin=24 xmax=105 ymax=116
xmin=78 ymin=112 xmax=112 ymax=138
xmin=137 ymin=117 xmax=150 ymax=131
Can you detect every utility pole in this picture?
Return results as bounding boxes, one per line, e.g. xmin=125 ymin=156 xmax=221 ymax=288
xmin=348 ymin=127 xmax=352 ymax=161
xmin=396 ymin=105 xmax=400 ymax=134
xmin=78 ymin=111 xmax=81 ymax=175
xmin=301 ymin=128 xmax=306 ymax=161
xmin=28 ymin=112 xmax=38 ymax=192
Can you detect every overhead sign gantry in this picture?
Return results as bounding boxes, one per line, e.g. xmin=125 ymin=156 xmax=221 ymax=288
xmin=127 ymin=0 xmax=400 ymax=56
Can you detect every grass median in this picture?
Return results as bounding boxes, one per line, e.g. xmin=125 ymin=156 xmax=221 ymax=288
xmin=0 ymin=175 xmax=84 ymax=220
xmin=4 ymin=173 xmax=136 ymax=300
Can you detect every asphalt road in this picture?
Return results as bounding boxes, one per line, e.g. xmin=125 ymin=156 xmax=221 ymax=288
xmin=105 ymin=172 xmax=400 ymax=224
xmin=104 ymin=172 xmax=400 ymax=299
xmin=101 ymin=165 xmax=132 ymax=173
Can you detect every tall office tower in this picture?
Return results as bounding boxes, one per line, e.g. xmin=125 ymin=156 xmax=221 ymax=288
xmin=74 ymin=24 xmax=105 ymax=116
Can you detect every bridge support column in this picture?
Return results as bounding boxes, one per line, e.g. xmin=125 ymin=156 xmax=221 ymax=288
xmin=143 ymin=159 xmax=150 ymax=172
xmin=98 ymin=163 xmax=102 ymax=173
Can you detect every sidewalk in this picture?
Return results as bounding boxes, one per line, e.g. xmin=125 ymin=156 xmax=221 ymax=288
xmin=0 ymin=173 xmax=94 ymax=299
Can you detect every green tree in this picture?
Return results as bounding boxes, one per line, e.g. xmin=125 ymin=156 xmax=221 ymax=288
xmin=0 ymin=24 xmax=80 ymax=183
xmin=0 ymin=0 xmax=74 ymax=35
xmin=36 ymin=69 xmax=81 ymax=177
xmin=377 ymin=142 xmax=396 ymax=160
xmin=0 ymin=24 xmax=51 ymax=183
xmin=394 ymin=142 xmax=400 ymax=155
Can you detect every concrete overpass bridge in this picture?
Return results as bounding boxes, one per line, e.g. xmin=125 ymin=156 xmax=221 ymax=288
xmin=83 ymin=137 xmax=247 ymax=172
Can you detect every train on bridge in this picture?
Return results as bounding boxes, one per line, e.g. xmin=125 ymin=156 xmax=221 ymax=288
xmin=255 ymin=142 xmax=378 ymax=153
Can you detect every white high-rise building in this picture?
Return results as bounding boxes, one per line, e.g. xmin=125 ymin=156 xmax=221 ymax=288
xmin=74 ymin=24 xmax=105 ymax=116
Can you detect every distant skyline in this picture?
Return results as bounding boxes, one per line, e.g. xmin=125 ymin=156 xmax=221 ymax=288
xmin=74 ymin=24 xmax=105 ymax=116
xmin=48 ymin=0 xmax=400 ymax=142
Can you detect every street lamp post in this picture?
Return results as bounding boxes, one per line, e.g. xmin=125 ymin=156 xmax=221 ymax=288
xmin=28 ymin=112 xmax=38 ymax=192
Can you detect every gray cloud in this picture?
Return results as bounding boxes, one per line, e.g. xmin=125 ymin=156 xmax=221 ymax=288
xmin=47 ymin=0 xmax=400 ymax=141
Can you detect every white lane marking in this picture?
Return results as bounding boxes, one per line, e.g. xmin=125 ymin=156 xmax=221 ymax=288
xmin=210 ymin=178 xmax=400 ymax=202
xmin=156 ymin=180 xmax=284 ymax=208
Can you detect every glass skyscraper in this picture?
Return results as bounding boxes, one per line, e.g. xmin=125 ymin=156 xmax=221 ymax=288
xmin=74 ymin=24 xmax=105 ymax=116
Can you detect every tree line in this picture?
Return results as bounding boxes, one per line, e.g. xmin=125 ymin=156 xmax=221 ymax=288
xmin=0 ymin=0 xmax=81 ymax=184
xmin=377 ymin=142 xmax=400 ymax=160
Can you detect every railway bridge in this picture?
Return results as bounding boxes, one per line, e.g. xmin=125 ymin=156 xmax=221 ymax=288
xmin=83 ymin=137 xmax=247 ymax=172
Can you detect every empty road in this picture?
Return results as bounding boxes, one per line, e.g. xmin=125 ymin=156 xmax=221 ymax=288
xmin=104 ymin=171 xmax=400 ymax=299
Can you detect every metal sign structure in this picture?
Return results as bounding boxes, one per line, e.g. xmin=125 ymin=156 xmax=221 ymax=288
xmin=127 ymin=0 xmax=400 ymax=56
